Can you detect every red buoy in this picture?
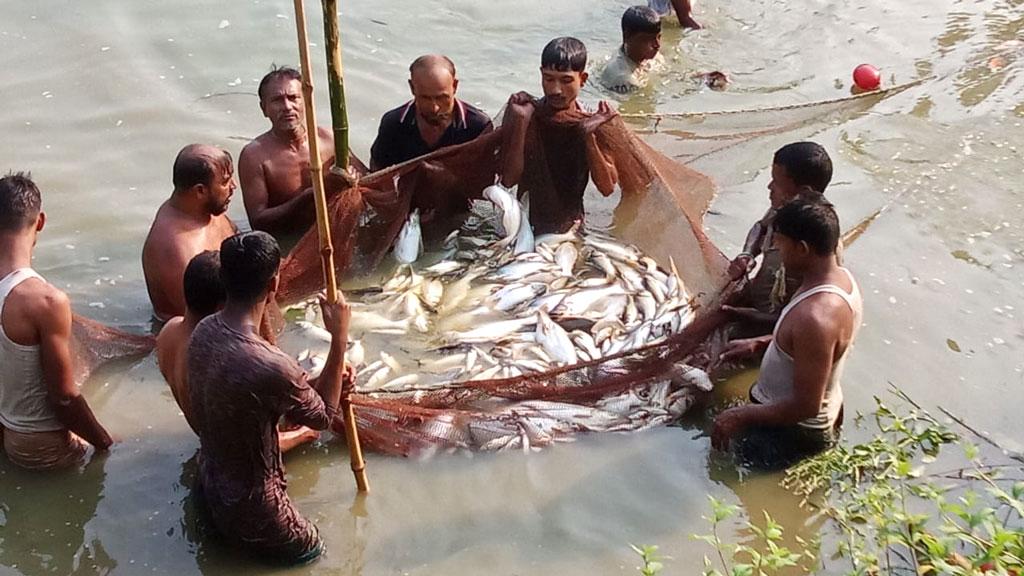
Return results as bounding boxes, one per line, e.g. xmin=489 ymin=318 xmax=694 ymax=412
xmin=853 ymin=64 xmax=881 ymax=90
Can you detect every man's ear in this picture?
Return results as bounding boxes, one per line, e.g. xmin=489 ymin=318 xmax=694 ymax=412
xmin=452 ymin=78 xmax=460 ymax=95
xmin=408 ymin=78 xmax=416 ymax=96
xmin=191 ymin=183 xmax=209 ymax=201
xmin=580 ymin=71 xmax=589 ymax=86
xmin=36 ymin=211 xmax=46 ymax=232
xmin=799 ymin=240 xmax=812 ymax=257
xmin=268 ymin=272 xmax=280 ymax=297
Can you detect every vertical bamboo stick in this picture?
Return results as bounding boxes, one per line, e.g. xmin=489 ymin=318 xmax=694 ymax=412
xmin=292 ymin=0 xmax=369 ymax=494
xmin=321 ymin=0 xmax=350 ymax=170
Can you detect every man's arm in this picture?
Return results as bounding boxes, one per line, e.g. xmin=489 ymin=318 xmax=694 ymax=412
xmin=143 ymin=241 xmax=191 ymax=322
xmin=283 ymin=292 xmax=351 ymax=431
xmin=728 ymin=213 xmax=771 ymax=280
xmin=499 ymin=92 xmax=536 ymax=188
xmin=711 ymin=310 xmax=838 ymax=450
xmin=369 ymin=118 xmax=394 ymax=173
xmin=239 ymin=144 xmax=315 ymax=234
xmin=37 ymin=290 xmax=113 ymax=449
xmin=670 ymin=0 xmax=701 ymax=29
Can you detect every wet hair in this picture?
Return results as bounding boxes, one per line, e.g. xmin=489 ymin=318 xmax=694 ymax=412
xmin=183 ymin=251 xmax=225 ymax=318
xmin=172 ymin=145 xmax=232 ymax=193
xmin=409 ymin=54 xmax=456 ymax=78
xmin=622 ymin=6 xmax=661 ymax=38
xmin=541 ymin=37 xmax=588 ymax=72
xmin=0 ymin=171 xmax=42 ymax=231
xmin=773 ymin=142 xmax=833 ymax=192
xmin=219 ymin=231 xmax=281 ymax=303
xmin=774 ymin=197 xmax=840 ymax=256
xmin=258 ymin=65 xmax=302 ymax=101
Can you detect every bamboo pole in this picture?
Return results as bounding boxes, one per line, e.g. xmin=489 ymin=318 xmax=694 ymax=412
xmin=292 ymin=0 xmax=369 ymax=493
xmin=321 ymin=0 xmax=349 ymax=171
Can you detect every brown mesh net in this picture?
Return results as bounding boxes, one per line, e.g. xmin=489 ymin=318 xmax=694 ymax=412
xmin=71 ymin=314 xmax=156 ymax=385
xmin=278 ymin=100 xmax=731 ymax=456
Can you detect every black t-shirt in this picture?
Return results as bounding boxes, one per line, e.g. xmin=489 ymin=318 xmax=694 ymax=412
xmin=370 ymin=99 xmax=493 ymax=170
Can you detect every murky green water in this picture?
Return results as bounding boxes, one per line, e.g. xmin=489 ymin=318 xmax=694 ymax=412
xmin=1 ymin=0 xmax=1021 ymax=574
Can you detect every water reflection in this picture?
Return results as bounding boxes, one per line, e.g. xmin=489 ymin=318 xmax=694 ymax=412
xmin=0 ymin=453 xmax=115 ymax=575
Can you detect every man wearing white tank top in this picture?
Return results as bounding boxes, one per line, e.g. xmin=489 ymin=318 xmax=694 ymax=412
xmin=712 ymin=198 xmax=862 ymax=470
xmin=0 ymin=173 xmax=113 ymax=470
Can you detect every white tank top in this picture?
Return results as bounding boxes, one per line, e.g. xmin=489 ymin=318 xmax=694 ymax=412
xmin=0 ymin=268 xmax=64 ymax=433
xmin=751 ymin=268 xmax=863 ymax=431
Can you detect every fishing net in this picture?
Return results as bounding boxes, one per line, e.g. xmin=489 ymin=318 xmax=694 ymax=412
xmin=276 ymin=98 xmax=732 ymax=457
xmin=71 ymin=314 xmax=156 ymax=385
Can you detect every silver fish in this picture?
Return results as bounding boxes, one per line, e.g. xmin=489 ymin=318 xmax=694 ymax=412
xmin=535 ymin=221 xmax=581 ymax=246
xmin=554 ymin=242 xmax=578 ymax=277
xmin=394 ymin=209 xmax=423 ymax=264
xmin=513 ymin=212 xmax=535 ymax=255
xmin=535 ymin=310 xmax=577 ymax=366
xmin=445 ymin=316 xmax=536 ymax=344
xmin=491 ymin=283 xmax=547 ymax=312
xmin=483 ymin=184 xmax=521 ymax=248
xmin=490 ymin=260 xmax=551 ymax=282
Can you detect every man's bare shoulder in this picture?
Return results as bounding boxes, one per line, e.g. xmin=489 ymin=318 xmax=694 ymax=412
xmin=240 ymin=131 xmax=279 ymax=162
xmin=14 ymin=279 xmax=71 ymax=326
xmin=156 ymin=317 xmax=187 ymax=350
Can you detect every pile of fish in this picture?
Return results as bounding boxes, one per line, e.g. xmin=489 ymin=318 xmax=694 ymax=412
xmin=278 ymin=184 xmax=713 ymax=453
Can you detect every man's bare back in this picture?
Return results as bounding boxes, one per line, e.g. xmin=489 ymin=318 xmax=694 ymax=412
xmin=155 ymin=317 xmax=196 ymax=432
xmin=143 ymin=201 xmax=236 ymax=322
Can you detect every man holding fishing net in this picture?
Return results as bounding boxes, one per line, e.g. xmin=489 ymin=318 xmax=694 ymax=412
xmin=712 ymin=197 xmax=861 ymax=469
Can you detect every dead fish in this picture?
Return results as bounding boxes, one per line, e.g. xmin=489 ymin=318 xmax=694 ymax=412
xmin=347 ymin=340 xmax=365 ymax=368
xmin=554 ymin=242 xmax=578 ymax=277
xmin=483 ymin=184 xmax=521 ymax=248
xmin=513 ymin=211 xmax=535 ymax=255
xmin=491 ymin=283 xmax=547 ymax=312
xmin=381 ymin=373 xmax=420 ymax=389
xmin=535 ymin=309 xmax=577 ymax=366
xmin=535 ymin=221 xmax=581 ymax=246
xmin=395 ymin=209 xmax=423 ymax=264
xmin=445 ymin=316 xmax=536 ymax=344
xmin=420 ymin=278 xmax=444 ymax=309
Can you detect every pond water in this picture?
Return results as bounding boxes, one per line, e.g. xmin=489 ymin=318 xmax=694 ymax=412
xmin=1 ymin=0 xmax=1021 ymax=574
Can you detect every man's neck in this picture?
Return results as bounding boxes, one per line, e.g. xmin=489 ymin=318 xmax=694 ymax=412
xmin=416 ymin=114 xmax=452 ymax=146
xmin=219 ymin=298 xmax=266 ymax=337
xmin=167 ymin=194 xmax=213 ymax=224
xmin=0 ymin=234 xmax=34 ymax=277
xmin=271 ymin=125 xmax=307 ymax=151
xmin=797 ymin=256 xmax=841 ymax=290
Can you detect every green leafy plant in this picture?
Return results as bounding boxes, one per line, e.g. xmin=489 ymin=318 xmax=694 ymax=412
xmin=638 ymin=396 xmax=1024 ymax=575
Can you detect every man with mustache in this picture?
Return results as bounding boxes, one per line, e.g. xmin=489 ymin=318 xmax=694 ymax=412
xmin=370 ymin=54 xmax=493 ymax=172
xmin=240 ymin=66 xmax=364 ymax=240
xmin=143 ymin=144 xmax=238 ymax=323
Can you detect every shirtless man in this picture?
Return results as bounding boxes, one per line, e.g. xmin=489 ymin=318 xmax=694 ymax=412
xmin=240 ymin=66 xmax=352 ymax=239
xmin=142 ymin=144 xmax=237 ymax=322
xmin=0 ymin=172 xmax=113 ymax=470
xmin=156 ymin=250 xmax=317 ymax=451
xmin=712 ymin=198 xmax=862 ymax=470
xmin=189 ymin=231 xmax=351 ymax=563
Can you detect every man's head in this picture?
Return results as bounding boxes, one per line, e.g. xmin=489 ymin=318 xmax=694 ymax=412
xmin=540 ymin=37 xmax=589 ymax=111
xmin=769 ymin=142 xmax=833 ymax=208
xmin=183 ymin=250 xmax=226 ymax=319
xmin=172 ymin=144 xmax=235 ymax=216
xmin=774 ymin=197 xmax=840 ymax=274
xmin=219 ymin=231 xmax=281 ymax=305
xmin=408 ymin=55 xmax=459 ymax=129
xmin=258 ymin=65 xmax=304 ymax=134
xmin=0 ymin=172 xmax=43 ymax=237
xmin=622 ymin=6 xmax=662 ymax=64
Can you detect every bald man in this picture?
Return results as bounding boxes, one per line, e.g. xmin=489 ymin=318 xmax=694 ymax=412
xmin=143 ymin=144 xmax=238 ymax=322
xmin=370 ymin=55 xmax=493 ymax=172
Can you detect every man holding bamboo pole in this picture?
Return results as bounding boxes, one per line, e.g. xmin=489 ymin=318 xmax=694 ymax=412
xmin=239 ymin=67 xmax=364 ymax=241
xmin=188 ymin=231 xmax=353 ymax=564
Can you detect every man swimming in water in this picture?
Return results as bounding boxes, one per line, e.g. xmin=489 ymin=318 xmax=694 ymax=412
xmin=142 ymin=144 xmax=237 ymax=323
xmin=712 ymin=198 xmax=861 ymax=469
xmin=155 ymin=250 xmax=318 ymax=452
xmin=600 ymin=6 xmax=667 ymax=93
xmin=500 ymin=37 xmax=619 ymax=235
xmin=240 ymin=66 xmax=364 ymax=240
xmin=0 ymin=172 xmax=113 ymax=470
xmin=188 ymin=231 xmax=352 ymax=564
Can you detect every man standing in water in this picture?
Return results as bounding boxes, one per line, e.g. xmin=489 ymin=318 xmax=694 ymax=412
xmin=712 ymin=198 xmax=862 ymax=469
xmin=156 ymin=250 xmax=318 ymax=451
xmin=370 ymin=55 xmax=493 ymax=171
xmin=240 ymin=66 xmax=363 ymax=239
xmin=142 ymin=144 xmax=237 ymax=322
xmin=500 ymin=37 xmax=619 ymax=234
xmin=0 ymin=172 xmax=113 ymax=470
xmin=188 ymin=231 xmax=352 ymax=564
